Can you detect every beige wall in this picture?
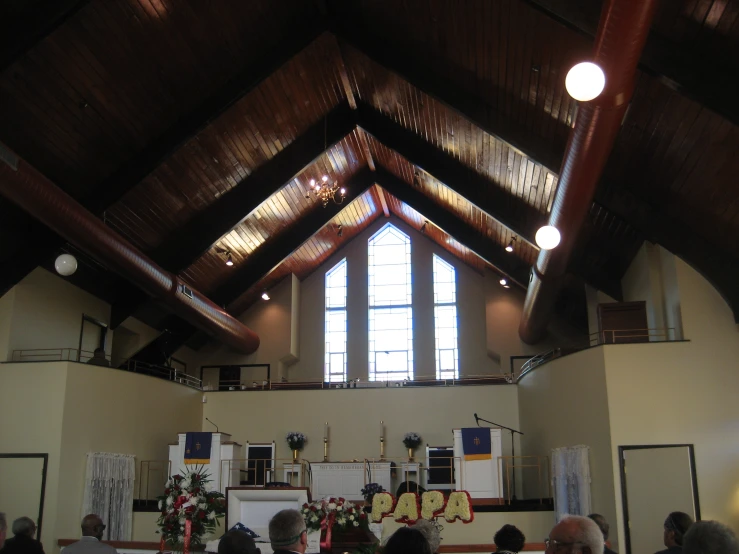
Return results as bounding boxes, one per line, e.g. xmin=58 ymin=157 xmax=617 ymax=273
xmin=517 ymin=347 xmax=618 ymax=548
xmin=111 ymin=317 xmax=161 ymax=368
xmin=604 ymin=258 xmax=739 ymax=547
xmin=203 ymin=384 xmax=520 ymax=463
xmin=0 ymin=362 xmax=203 ymax=552
xmin=0 ymin=363 xmax=67 ymax=550
xmin=3 ymin=268 xmax=113 ymax=361
xmin=0 ymin=288 xmax=14 ymax=361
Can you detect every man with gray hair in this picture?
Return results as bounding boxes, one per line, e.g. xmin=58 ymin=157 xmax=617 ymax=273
xmin=683 ymin=520 xmax=739 ymax=554
xmin=0 ymin=512 xmax=7 ymax=549
xmin=61 ymin=514 xmax=117 ymax=554
xmin=546 ymin=515 xmax=604 ymax=554
xmin=0 ymin=517 xmax=45 ymax=554
xmin=268 ymin=509 xmax=307 ymax=554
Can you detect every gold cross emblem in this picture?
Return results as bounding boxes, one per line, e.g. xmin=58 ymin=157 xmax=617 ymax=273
xmin=473 ymin=437 xmax=481 ymax=445
xmin=195 ymin=442 xmax=201 ymax=450
xmin=186 ymin=449 xmax=191 ymax=454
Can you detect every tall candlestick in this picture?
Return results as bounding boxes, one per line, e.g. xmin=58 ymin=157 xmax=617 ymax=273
xmin=324 ymin=422 xmax=328 ymax=439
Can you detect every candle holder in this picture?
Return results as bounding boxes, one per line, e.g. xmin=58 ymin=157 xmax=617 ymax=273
xmin=380 ymin=437 xmax=385 ymax=460
xmin=323 ymin=437 xmax=328 ymax=462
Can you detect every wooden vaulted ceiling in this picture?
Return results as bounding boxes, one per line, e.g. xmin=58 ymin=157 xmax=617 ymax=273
xmin=1 ymin=0 xmax=738 ymax=354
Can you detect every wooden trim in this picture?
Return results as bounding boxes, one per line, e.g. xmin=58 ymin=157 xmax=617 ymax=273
xmin=57 ymin=539 xmax=544 ymax=552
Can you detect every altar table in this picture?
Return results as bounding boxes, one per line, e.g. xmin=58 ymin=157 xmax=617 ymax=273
xmin=310 ymin=461 xmax=392 ymax=501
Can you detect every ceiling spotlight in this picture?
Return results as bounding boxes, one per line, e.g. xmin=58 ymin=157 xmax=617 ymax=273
xmin=337 ymin=224 xmax=343 ymax=238
xmin=565 ymin=62 xmax=605 ymax=102
xmin=505 ymin=237 xmax=516 ymax=253
xmin=535 ymin=225 xmax=561 ymax=250
xmin=420 ymin=221 xmax=428 ymax=233
xmin=215 ymin=247 xmax=234 ymax=266
xmin=54 ymin=253 xmax=78 ymax=276
xmin=499 ymin=278 xmax=508 ymax=286
xmin=261 ymin=292 xmax=270 ymax=301
xmin=226 ymin=253 xmax=233 ymax=266
xmin=322 ymin=175 xmax=329 ymax=182
xmin=504 ymin=285 xmax=511 ymax=289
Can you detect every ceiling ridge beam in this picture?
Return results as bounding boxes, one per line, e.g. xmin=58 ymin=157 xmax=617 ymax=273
xmin=373 ymin=167 xmax=530 ymax=288
xmin=333 ymin=28 xmax=564 ymax=173
xmin=213 ymin=167 xmax=377 ymax=308
xmin=355 ymin=100 xmax=545 ymax=245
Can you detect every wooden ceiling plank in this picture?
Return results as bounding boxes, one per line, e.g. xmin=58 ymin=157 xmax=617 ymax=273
xmin=521 ymin=0 xmax=739 ymax=126
xmin=375 ymin=167 xmax=529 ymax=287
xmin=212 ymin=168 xmax=376 ymax=308
xmin=356 ymin=100 xmax=544 ymax=245
xmin=334 ymin=28 xmax=564 ymax=173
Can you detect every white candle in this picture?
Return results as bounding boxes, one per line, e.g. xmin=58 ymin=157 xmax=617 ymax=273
xmin=324 ymin=422 xmax=328 ymax=439
xmin=380 ymin=421 xmax=384 ymax=437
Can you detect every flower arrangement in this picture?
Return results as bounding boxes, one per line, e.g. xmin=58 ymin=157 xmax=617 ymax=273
xmin=157 ymin=467 xmax=226 ymax=548
xmin=301 ymin=497 xmax=368 ymax=533
xmin=403 ymin=432 xmax=422 ymax=449
xmin=286 ymin=431 xmax=307 ymax=451
xmin=360 ymin=483 xmax=385 ymax=504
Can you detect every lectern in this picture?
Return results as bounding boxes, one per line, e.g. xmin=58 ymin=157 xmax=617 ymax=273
xmin=452 ymin=428 xmax=502 ymax=499
xmin=168 ymin=433 xmax=242 ymax=493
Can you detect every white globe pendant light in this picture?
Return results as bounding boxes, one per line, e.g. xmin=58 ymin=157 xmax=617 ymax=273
xmin=565 ymin=62 xmax=605 ymax=101
xmin=535 ymin=226 xmax=561 ymax=250
xmin=54 ymin=253 xmax=78 ymax=276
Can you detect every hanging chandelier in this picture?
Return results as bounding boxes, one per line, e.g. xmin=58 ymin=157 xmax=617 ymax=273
xmin=307 ymin=175 xmax=346 ymax=207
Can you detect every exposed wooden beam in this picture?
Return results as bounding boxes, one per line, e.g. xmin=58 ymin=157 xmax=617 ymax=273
xmin=87 ymin=24 xmax=327 ymax=215
xmin=374 ymin=167 xmax=530 ymax=288
xmin=0 ymin=0 xmax=90 ymax=73
xmin=110 ymin=102 xmax=357 ymax=327
xmin=213 ymin=169 xmax=376 ymax=308
xmin=0 ymin=23 xmax=328 ymax=299
xmin=334 ymin=28 xmax=565 ymax=174
xmin=334 ymin=36 xmax=358 ymax=110
xmin=375 ymin=184 xmax=390 ymax=218
xmin=357 ymin=128 xmax=376 ymax=171
xmin=355 ymin=101 xmax=546 ymax=245
xmin=521 ymin=0 xmax=739 ymax=127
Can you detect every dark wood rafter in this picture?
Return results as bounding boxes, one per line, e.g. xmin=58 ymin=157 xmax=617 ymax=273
xmin=0 ymin=23 xmax=329 ymax=298
xmin=355 ymin=101 xmax=546 ymax=244
xmin=213 ymin=168 xmax=377 ymax=308
xmin=375 ymin=185 xmax=390 ymax=218
xmin=521 ymin=0 xmax=739 ymax=127
xmin=0 ymin=0 xmax=90 ymax=73
xmin=333 ymin=27 xmax=565 ymax=173
xmin=374 ymin=168 xmax=531 ymax=288
xmin=110 ymin=102 xmax=357 ymax=327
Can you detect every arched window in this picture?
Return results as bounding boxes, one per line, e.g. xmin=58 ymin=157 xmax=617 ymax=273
xmin=433 ymin=255 xmax=459 ymax=379
xmin=368 ymin=224 xmax=413 ymax=381
xmin=325 ymin=258 xmax=347 ymax=383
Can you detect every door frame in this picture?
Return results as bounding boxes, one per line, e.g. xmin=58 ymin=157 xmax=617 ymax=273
xmin=618 ymin=444 xmax=701 ymax=554
xmin=0 ymin=453 xmax=49 ymax=539
xmin=77 ymin=314 xmax=108 ymax=361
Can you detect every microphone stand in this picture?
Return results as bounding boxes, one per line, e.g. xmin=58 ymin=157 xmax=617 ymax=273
xmin=476 ymin=414 xmax=524 ymax=502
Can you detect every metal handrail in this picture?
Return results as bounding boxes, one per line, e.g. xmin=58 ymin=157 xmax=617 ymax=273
xmin=516 ymin=349 xmax=561 ymax=382
xmin=589 ymin=327 xmax=677 ymax=345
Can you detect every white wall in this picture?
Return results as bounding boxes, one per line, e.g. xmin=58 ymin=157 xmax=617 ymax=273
xmin=2 ymin=268 xmax=113 ymax=361
xmin=604 ymin=256 xmax=739 ymax=547
xmin=517 ymin=347 xmax=618 ymax=547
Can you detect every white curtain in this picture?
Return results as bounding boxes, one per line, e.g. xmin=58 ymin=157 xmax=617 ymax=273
xmin=82 ymin=453 xmax=135 ymax=541
xmin=551 ymin=445 xmax=591 ymax=520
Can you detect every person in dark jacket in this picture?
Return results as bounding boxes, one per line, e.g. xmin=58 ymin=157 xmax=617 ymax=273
xmin=654 ymin=512 xmax=694 ymax=554
xmin=588 ymin=514 xmax=617 ymax=554
xmin=0 ymin=517 xmax=45 ymax=554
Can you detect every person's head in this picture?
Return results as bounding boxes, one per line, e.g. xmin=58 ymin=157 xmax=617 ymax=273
xmin=93 ymin=348 xmax=106 ymax=358
xmin=683 ymin=520 xmax=739 ymax=554
xmin=587 ymin=514 xmax=609 ymax=542
xmin=268 ymin=509 xmax=307 ymax=553
xmin=412 ymin=519 xmax=442 ymax=553
xmin=219 ymin=530 xmax=261 ymax=554
xmin=384 ymin=527 xmax=432 ymax=554
xmin=12 ymin=517 xmax=36 ymax=538
xmin=0 ymin=512 xmax=7 ymax=548
xmin=81 ymin=514 xmax=106 ymax=540
xmin=664 ymin=512 xmax=694 ymax=547
xmin=494 ymin=524 xmax=526 ymax=553
xmin=546 ymin=515 xmax=604 ymax=554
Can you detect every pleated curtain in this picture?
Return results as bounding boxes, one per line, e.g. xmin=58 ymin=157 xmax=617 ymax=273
xmin=81 ymin=452 xmax=135 ymax=541
xmin=551 ymin=445 xmax=592 ymax=520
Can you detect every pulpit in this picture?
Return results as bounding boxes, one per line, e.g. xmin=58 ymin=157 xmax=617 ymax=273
xmin=168 ymin=433 xmax=242 ymax=493
xmin=452 ymin=428 xmax=502 ymax=499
